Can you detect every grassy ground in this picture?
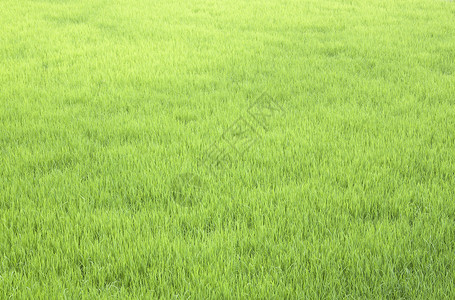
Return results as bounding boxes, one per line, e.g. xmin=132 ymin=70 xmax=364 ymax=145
xmin=1 ymin=0 xmax=455 ymax=298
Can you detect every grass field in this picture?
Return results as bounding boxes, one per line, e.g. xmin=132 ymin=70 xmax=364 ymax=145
xmin=1 ymin=0 xmax=455 ymax=298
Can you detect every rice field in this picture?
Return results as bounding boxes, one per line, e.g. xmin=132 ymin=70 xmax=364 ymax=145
xmin=1 ymin=0 xmax=455 ymax=298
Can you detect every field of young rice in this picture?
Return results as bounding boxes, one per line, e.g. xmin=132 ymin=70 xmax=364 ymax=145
xmin=1 ymin=0 xmax=455 ymax=298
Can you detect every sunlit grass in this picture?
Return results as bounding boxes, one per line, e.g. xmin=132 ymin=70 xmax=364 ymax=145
xmin=1 ymin=0 xmax=455 ymax=298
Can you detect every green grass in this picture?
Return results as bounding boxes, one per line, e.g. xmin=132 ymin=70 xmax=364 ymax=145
xmin=1 ymin=0 xmax=455 ymax=298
